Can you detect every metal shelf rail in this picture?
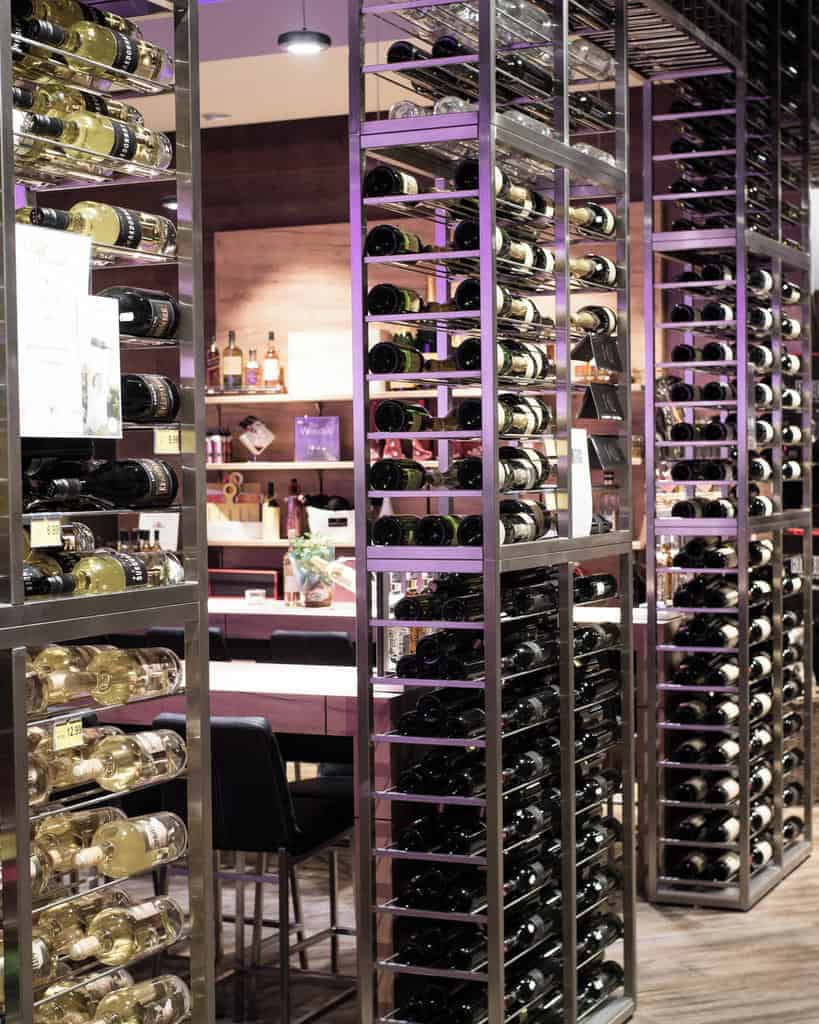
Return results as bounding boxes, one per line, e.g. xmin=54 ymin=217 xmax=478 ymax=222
xmin=0 ymin=1 xmax=213 ymax=1020
xmin=644 ymin=1 xmax=814 ymax=910
xmin=350 ymin=1 xmax=637 ymax=1022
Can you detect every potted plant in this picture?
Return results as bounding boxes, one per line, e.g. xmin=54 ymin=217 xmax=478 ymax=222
xmin=287 ymin=533 xmax=335 ymax=608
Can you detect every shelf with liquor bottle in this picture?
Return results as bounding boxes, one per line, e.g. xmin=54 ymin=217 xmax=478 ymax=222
xmin=643 ymin=1 xmax=814 ymax=911
xmin=350 ymin=2 xmax=638 ymax=1023
xmin=0 ymin=0 xmax=214 ymax=1019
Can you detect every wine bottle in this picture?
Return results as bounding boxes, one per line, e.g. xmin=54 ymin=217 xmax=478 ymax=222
xmin=23 ymin=562 xmax=75 ymax=598
xmin=364 ymin=223 xmax=423 ymax=256
xmin=25 ymin=110 xmax=172 ymax=169
xmin=784 ymin=815 xmax=805 ymax=843
xmin=92 ymin=975 xmax=191 ymax=1024
xmin=569 ymin=254 xmax=618 ymax=286
xmin=363 ymin=164 xmax=418 ymax=197
xmin=19 ymin=200 xmax=176 ymax=254
xmin=367 ymin=336 xmax=425 ymax=374
xmin=66 ymin=896 xmax=185 ymax=964
xmin=120 ymin=373 xmax=180 ymax=423
xmin=366 ymin=283 xmax=426 ymax=315
xmin=69 ymin=728 xmax=187 ymax=791
xmin=74 ymin=812 xmax=187 ymax=877
xmin=69 ymin=550 xmax=149 ymax=593
xmin=99 ymin=286 xmax=178 ymax=339
xmin=454 ymin=278 xmax=541 ymax=325
xmin=570 ymin=201 xmax=616 ymax=236
xmin=453 ymin=159 xmax=534 ymax=219
xmin=40 ymin=968 xmax=135 ymax=1021
xmin=13 ymin=81 xmax=144 ymax=127
xmin=31 ymin=806 xmax=125 ymax=894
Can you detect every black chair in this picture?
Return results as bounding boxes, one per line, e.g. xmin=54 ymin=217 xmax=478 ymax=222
xmin=145 ymin=626 xmax=231 ymax=662
xmin=269 ymin=630 xmax=354 ymax=667
xmin=154 ymin=713 xmax=355 ymax=1024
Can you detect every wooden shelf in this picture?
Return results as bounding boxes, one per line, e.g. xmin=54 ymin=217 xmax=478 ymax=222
xmin=206 ymin=461 xmax=354 ymax=471
xmin=205 ymin=392 xmax=353 ymax=405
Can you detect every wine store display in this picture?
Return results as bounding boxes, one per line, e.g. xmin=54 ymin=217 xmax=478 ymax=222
xmin=352 ymin=3 xmax=634 ymax=1021
xmin=0 ymin=0 xmax=211 ymax=1015
xmin=645 ymin=8 xmax=813 ymax=911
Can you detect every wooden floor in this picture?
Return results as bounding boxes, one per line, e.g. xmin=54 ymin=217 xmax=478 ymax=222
xmin=196 ymin=828 xmax=819 ymax=1023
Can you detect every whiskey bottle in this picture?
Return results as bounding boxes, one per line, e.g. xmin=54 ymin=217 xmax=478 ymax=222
xmin=120 ymin=373 xmax=180 ymax=422
xmin=74 ymin=811 xmax=188 ymax=876
xmin=69 ymin=728 xmax=187 ymax=791
xmin=220 ymin=329 xmax=243 ymax=389
xmin=66 ymin=896 xmax=185 ymax=964
xmin=99 ymin=286 xmax=178 ymax=339
xmin=19 ymin=200 xmax=176 ymax=254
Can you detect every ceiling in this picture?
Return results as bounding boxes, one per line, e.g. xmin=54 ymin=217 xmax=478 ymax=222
xmin=134 ymin=0 xmax=404 ymax=130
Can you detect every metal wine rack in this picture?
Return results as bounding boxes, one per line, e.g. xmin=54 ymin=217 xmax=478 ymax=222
xmin=0 ymin=1 xmax=213 ymax=1021
xmin=643 ymin=1 xmax=814 ymax=910
xmin=350 ymin=1 xmax=638 ymax=1022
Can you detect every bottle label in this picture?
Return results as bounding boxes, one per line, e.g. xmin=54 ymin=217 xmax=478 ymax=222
xmin=129 ymin=901 xmax=164 ymax=921
xmin=719 ymin=816 xmax=740 ymax=841
xmin=82 ymin=92 xmax=108 ymax=114
xmin=754 ymin=802 xmax=773 ymax=827
xmin=109 ymin=122 xmax=137 ymax=161
xmin=135 ymin=374 xmax=175 ymax=419
xmin=755 ymin=840 xmax=774 ymax=865
xmin=398 ymin=171 xmax=418 ymax=195
xmin=111 ymin=29 xmax=140 ymax=74
xmin=719 ymin=778 xmax=740 ymax=799
xmin=112 ymin=206 xmax=143 ymax=249
xmin=717 ymin=739 xmax=740 ymax=761
xmin=137 ymin=458 xmax=175 ymax=501
xmin=140 ymin=296 xmax=177 ymax=337
xmin=755 ymin=692 xmax=773 ymax=715
xmin=222 ymin=355 xmax=242 ymax=376
xmin=132 ymin=731 xmax=168 ymax=757
xmin=108 ymin=551 xmax=149 ymax=587
xmin=141 ymin=814 xmax=172 ymax=849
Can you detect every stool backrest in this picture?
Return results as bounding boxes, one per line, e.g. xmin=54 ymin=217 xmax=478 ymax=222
xmin=145 ymin=627 xmax=231 ymax=662
xmin=269 ymin=629 xmax=354 ymax=666
xmin=153 ymin=712 xmax=300 ymax=852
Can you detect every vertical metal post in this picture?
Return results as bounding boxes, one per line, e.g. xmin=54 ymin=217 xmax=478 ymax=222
xmin=348 ymin=2 xmax=375 ymax=1020
xmin=477 ymin=2 xmax=503 ymax=1021
xmin=558 ymin=564 xmax=578 ymax=1021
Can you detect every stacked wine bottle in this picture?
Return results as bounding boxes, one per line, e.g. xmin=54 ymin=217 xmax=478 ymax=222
xmin=1 ymin=0 xmax=211 ymax=1016
xmin=353 ymin=0 xmax=634 ymax=1019
xmin=645 ymin=29 xmax=813 ymax=909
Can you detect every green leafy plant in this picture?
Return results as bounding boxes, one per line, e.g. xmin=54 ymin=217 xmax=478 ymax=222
xmin=289 ymin=533 xmax=334 ymax=587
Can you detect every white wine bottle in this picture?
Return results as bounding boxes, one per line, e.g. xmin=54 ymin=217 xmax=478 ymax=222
xmin=14 ymin=0 xmax=143 ymax=37
xmin=81 ymin=646 xmax=183 ymax=706
xmin=94 ymin=974 xmax=191 ymax=1024
xmin=26 ymin=111 xmax=173 ymax=170
xmin=32 ymin=725 xmax=123 ymax=791
xmin=65 ymin=896 xmax=185 ymax=965
xmin=70 ymin=550 xmax=150 ymax=594
xmin=32 ymin=643 xmax=114 ymax=674
xmin=14 ymin=82 xmax=144 ymax=126
xmin=24 ymin=18 xmax=173 ymax=84
xmin=31 ymin=806 xmax=125 ymax=894
xmin=35 ymin=901 xmax=88 ymax=954
xmin=69 ymin=729 xmax=187 ymax=792
xmin=32 ymin=936 xmax=59 ymax=988
xmin=18 ymin=201 xmax=177 ymax=255
xmin=74 ymin=812 xmax=188 ymax=877
xmin=38 ymin=968 xmax=134 ymax=1024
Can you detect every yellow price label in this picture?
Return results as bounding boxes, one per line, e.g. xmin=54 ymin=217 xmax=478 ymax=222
xmin=53 ymin=719 xmax=84 ymax=751
xmin=30 ymin=518 xmax=62 ymax=548
xmin=154 ymin=427 xmax=182 ymax=455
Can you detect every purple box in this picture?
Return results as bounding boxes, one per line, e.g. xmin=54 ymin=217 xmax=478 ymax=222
xmin=294 ymin=416 xmax=341 ymax=462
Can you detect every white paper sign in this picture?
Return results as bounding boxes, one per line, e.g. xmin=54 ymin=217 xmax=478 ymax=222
xmin=138 ymin=511 xmax=180 ymax=551
xmin=571 ymin=427 xmax=593 ymax=538
xmin=16 ymin=224 xmax=122 ymax=438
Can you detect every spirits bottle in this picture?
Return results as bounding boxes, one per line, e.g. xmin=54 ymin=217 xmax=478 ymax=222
xmin=244 ymin=348 xmax=260 ymax=389
xmin=69 ymin=728 xmax=187 ymax=791
xmin=221 ymin=329 xmax=243 ymax=390
xmin=13 ymin=82 xmax=144 ymax=126
xmin=262 ymin=331 xmax=282 ymax=391
xmin=18 ymin=201 xmax=176 ymax=254
xmin=23 ymin=18 xmax=173 ymax=85
xmin=39 ymin=968 xmax=134 ymax=1023
xmin=66 ymin=896 xmax=185 ymax=964
xmin=206 ymin=337 xmax=221 ymax=391
xmin=262 ymin=482 xmax=281 ymax=540
xmin=120 ymin=373 xmax=180 ymax=422
xmin=74 ymin=811 xmax=188 ymax=876
xmin=93 ymin=975 xmax=192 ymax=1024
xmin=100 ymin=287 xmax=177 ymax=339
xmin=83 ymin=646 xmax=183 ymax=705
xmin=285 ymin=477 xmax=307 ymax=536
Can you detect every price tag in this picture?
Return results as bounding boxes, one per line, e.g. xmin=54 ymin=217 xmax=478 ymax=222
xmin=30 ymin=519 xmax=62 ymax=548
xmin=53 ymin=719 xmax=84 ymax=751
xmin=154 ymin=427 xmax=182 ymax=455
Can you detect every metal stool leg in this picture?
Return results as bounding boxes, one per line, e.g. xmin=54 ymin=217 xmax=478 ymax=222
xmin=235 ymin=851 xmax=246 ymax=1022
xmin=289 ymin=864 xmax=309 ymax=971
xmin=329 ymin=848 xmax=339 ymax=975
xmin=279 ymin=849 xmax=291 ymax=1024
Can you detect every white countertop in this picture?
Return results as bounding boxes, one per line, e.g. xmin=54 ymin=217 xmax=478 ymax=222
xmin=208 ymin=598 xmax=357 ymax=618
xmin=208 ymin=660 xmax=398 ymax=700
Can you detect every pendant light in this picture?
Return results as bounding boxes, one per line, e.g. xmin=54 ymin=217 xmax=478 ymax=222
xmin=278 ymin=0 xmax=331 ymax=55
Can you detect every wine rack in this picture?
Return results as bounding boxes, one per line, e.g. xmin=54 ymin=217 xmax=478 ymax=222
xmin=0 ymin=0 xmax=213 ymax=1021
xmin=350 ymin=1 xmax=637 ymax=1021
xmin=644 ymin=0 xmax=814 ymax=910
